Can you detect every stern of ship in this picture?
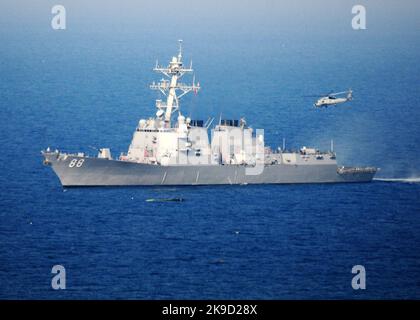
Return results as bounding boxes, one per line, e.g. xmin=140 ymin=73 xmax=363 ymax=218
xmin=337 ymin=166 xmax=378 ymax=182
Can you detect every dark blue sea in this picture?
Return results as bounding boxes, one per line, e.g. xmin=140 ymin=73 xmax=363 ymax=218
xmin=0 ymin=1 xmax=419 ymax=299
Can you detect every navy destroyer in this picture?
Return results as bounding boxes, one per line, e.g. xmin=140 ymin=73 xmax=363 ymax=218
xmin=42 ymin=41 xmax=377 ymax=186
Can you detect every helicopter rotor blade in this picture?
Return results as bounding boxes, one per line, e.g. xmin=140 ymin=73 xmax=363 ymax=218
xmin=303 ymin=90 xmax=336 ymax=97
xmin=330 ymin=90 xmax=349 ymax=96
xmin=303 ymin=89 xmax=352 ymax=98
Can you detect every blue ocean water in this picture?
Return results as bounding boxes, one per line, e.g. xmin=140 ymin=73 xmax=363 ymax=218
xmin=1 ymin=1 xmax=420 ymax=299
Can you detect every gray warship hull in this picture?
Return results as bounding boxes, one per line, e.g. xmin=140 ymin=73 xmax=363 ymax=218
xmin=43 ymin=152 xmax=377 ymax=187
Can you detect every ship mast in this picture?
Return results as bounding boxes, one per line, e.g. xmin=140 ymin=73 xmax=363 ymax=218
xmin=150 ymin=40 xmax=200 ymax=127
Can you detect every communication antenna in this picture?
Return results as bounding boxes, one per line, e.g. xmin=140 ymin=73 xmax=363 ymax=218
xmin=178 ymin=39 xmax=183 ymax=61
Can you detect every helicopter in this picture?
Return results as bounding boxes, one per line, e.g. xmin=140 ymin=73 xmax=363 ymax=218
xmin=313 ymin=89 xmax=353 ymax=108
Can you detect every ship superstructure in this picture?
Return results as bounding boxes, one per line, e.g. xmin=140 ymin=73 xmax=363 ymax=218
xmin=42 ymin=41 xmax=377 ymax=186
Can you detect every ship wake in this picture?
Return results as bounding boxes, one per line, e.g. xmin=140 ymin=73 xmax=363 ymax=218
xmin=374 ymin=177 xmax=420 ymax=184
